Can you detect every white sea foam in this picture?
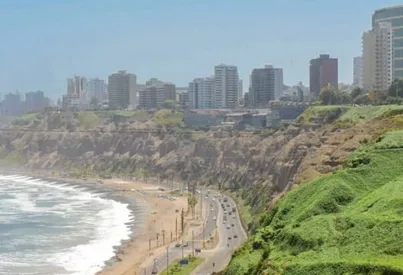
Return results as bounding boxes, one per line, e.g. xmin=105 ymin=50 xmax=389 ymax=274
xmin=0 ymin=174 xmax=134 ymax=275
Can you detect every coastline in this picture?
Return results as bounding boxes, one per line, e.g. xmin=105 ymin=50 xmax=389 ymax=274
xmin=0 ymin=168 xmax=188 ymax=275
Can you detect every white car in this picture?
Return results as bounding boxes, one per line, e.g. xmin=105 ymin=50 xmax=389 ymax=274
xmin=213 ymin=216 xmax=216 ymax=221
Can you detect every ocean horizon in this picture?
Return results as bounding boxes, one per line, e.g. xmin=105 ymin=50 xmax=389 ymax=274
xmin=0 ymin=174 xmax=134 ymax=275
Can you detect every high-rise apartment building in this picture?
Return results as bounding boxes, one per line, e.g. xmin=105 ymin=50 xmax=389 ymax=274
xmin=108 ymin=70 xmax=137 ymax=109
xmin=373 ymin=5 xmax=403 ymax=79
xmin=138 ymin=81 xmax=176 ymax=109
xmin=88 ymin=78 xmax=107 ymax=103
xmin=353 ymin=56 xmax=363 ymax=88
xmin=67 ymin=76 xmax=87 ymax=99
xmin=238 ymin=79 xmax=243 ymax=104
xmin=214 ymin=64 xmax=239 ymax=109
xmin=249 ymin=65 xmax=284 ymax=107
xmin=309 ymin=54 xmax=338 ymax=98
xmin=362 ymin=22 xmax=393 ymax=92
xmin=188 ymin=77 xmax=215 ymax=109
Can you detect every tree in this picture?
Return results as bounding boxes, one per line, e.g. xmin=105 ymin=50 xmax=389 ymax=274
xmin=351 ymin=87 xmax=363 ymax=100
xmin=388 ymin=79 xmax=403 ymax=98
xmin=354 ymin=94 xmax=372 ymax=105
xmin=162 ymin=100 xmax=178 ymax=109
xmin=90 ymin=97 xmax=99 ymax=107
xmin=319 ymin=85 xmax=351 ymax=105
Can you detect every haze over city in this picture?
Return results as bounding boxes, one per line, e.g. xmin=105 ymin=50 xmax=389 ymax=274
xmin=0 ymin=0 xmax=401 ymax=98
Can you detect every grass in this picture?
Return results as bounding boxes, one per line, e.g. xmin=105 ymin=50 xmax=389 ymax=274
xmin=154 ymin=109 xmax=183 ymax=126
xmin=12 ymin=112 xmax=38 ymax=126
xmin=338 ymin=105 xmax=403 ymax=123
xmin=159 ymin=257 xmax=203 ymax=275
xmin=224 ymin=129 xmax=403 ymax=275
xmin=76 ymin=112 xmax=101 ymax=129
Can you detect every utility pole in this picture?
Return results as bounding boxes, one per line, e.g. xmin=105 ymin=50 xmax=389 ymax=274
xmin=200 ymin=186 xmax=203 ymax=220
xmin=192 ymin=230 xmax=195 ymax=258
xmin=181 ymin=208 xmax=184 ymax=236
xmin=203 ymin=221 xmax=206 ymax=249
xmin=162 ymin=230 xmax=165 ymax=245
xmin=166 ymin=246 xmax=169 ymax=275
xmin=175 ymin=217 xmax=178 ymax=240
xmin=181 ymin=237 xmax=184 ymax=259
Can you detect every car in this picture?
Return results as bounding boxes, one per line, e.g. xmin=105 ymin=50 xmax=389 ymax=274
xmin=234 ymin=235 xmax=238 ymax=239
xmin=213 ymin=216 xmax=217 ymax=221
xmin=226 ymin=225 xmax=230 ymax=229
xmin=231 ymin=224 xmax=234 ymax=227
xmin=228 ymin=236 xmax=232 ymax=240
xmin=175 ymin=243 xmax=181 ymax=248
xmin=224 ymin=211 xmax=227 ymax=214
xmin=182 ymin=242 xmax=189 ymax=247
xmin=223 ymin=220 xmax=226 ymax=224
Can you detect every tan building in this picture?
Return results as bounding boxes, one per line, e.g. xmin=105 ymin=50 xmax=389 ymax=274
xmin=362 ymin=22 xmax=393 ymax=92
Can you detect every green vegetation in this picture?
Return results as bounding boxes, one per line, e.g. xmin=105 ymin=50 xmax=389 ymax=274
xmin=224 ymin=130 xmax=403 ymax=274
xmin=76 ymin=112 xmax=101 ymax=129
xmin=160 ymin=257 xmax=203 ymax=275
xmin=298 ymin=106 xmax=349 ymax=123
xmin=154 ymin=109 xmax=183 ymax=126
xmin=318 ymin=86 xmax=351 ymax=105
xmin=12 ymin=112 xmax=38 ymax=126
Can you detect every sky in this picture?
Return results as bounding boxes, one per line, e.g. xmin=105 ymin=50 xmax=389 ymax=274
xmin=0 ymin=0 xmax=401 ymax=99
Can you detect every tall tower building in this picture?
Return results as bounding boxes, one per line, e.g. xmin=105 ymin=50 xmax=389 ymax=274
xmin=249 ymin=65 xmax=284 ymax=107
xmin=88 ymin=78 xmax=107 ymax=103
xmin=309 ymin=54 xmax=338 ymax=98
xmin=188 ymin=77 xmax=215 ymax=109
xmin=353 ymin=56 xmax=363 ymax=88
xmin=362 ymin=22 xmax=393 ymax=92
xmin=67 ymin=76 xmax=87 ymax=99
xmin=214 ymin=64 xmax=239 ymax=109
xmin=238 ymin=79 xmax=243 ymax=105
xmin=373 ymin=5 xmax=403 ymax=79
xmin=107 ymin=70 xmax=137 ymax=109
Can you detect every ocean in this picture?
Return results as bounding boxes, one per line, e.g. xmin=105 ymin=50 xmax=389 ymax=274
xmin=0 ymin=175 xmax=134 ymax=275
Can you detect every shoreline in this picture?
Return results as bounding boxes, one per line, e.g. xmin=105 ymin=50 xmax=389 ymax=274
xmin=0 ymin=169 xmax=189 ymax=275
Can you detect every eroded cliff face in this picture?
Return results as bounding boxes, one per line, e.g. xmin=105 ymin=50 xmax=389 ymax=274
xmin=0 ymin=109 xmax=398 ymax=226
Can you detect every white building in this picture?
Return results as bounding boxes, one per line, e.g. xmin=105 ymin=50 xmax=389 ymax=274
xmin=214 ymin=64 xmax=239 ymax=109
xmin=108 ymin=70 xmax=137 ymax=109
xmin=353 ymin=56 xmax=363 ymax=88
xmin=362 ymin=22 xmax=393 ymax=92
xmin=87 ymin=78 xmax=107 ymax=103
xmin=188 ymin=77 xmax=215 ymax=109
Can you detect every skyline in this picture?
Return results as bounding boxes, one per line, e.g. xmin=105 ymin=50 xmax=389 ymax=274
xmin=0 ymin=0 xmax=401 ymax=98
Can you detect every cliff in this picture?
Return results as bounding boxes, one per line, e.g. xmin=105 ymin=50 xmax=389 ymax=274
xmin=2 ymin=106 xmax=403 ymax=274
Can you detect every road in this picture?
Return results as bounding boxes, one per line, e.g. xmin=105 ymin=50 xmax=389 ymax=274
xmin=192 ymin=192 xmax=247 ymax=275
xmin=142 ymin=188 xmax=246 ymax=275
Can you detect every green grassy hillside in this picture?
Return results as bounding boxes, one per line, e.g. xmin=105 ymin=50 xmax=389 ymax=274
xmin=224 ymin=130 xmax=403 ymax=275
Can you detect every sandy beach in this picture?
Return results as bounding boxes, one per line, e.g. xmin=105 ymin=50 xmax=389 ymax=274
xmin=98 ymin=179 xmax=190 ymax=275
xmin=0 ymin=168 xmax=203 ymax=275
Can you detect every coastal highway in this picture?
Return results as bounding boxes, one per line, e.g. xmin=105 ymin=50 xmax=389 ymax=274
xmin=192 ymin=193 xmax=247 ymax=275
xmin=143 ymin=189 xmax=246 ymax=275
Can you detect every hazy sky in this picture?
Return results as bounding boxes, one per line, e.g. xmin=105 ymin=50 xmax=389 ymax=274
xmin=0 ymin=0 xmax=400 ymax=98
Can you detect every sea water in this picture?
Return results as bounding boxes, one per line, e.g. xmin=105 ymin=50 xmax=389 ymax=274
xmin=0 ymin=175 xmax=133 ymax=275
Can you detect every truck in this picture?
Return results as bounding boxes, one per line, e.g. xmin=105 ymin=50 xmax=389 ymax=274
xmin=232 ymin=207 xmax=236 ymax=213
